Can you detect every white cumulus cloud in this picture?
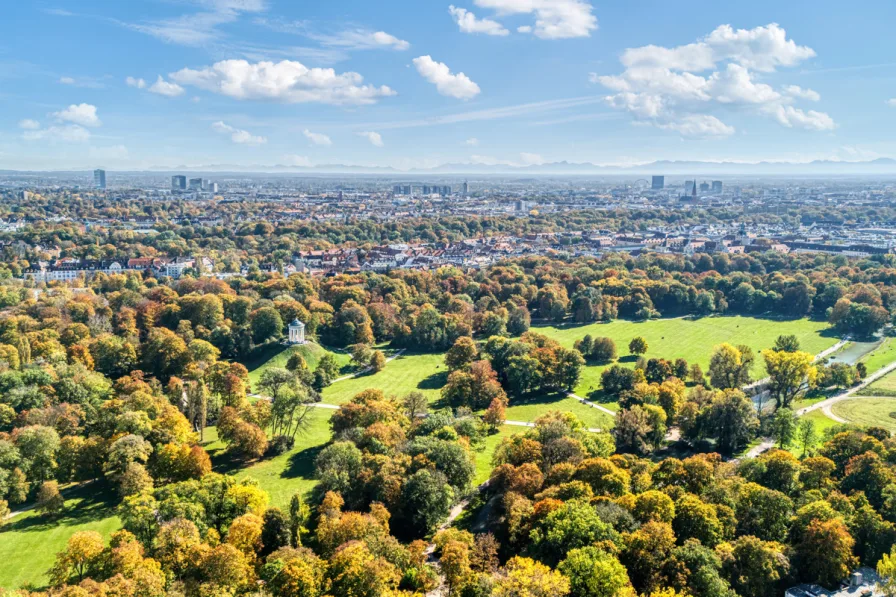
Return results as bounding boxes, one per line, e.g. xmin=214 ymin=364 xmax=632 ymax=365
xmin=783 ymin=85 xmax=820 ymax=102
xmin=358 ymin=131 xmax=384 ymax=147
xmin=888 ymin=99 xmax=896 ymax=108
xmin=449 ymin=6 xmax=509 ymax=36
xmin=465 ymin=137 xmax=480 ymax=146
xmin=473 ymin=0 xmax=597 ymax=39
xmin=211 ymin=121 xmax=267 ymax=145
xmin=19 ymin=119 xmax=41 ymax=130
xmin=126 ymin=76 xmax=147 ymax=89
xmin=598 ymin=23 xmax=833 ymax=137
xmin=770 ymin=105 xmax=835 ymax=131
xmin=413 ymin=55 xmax=481 ymax=100
xmin=149 ymin=76 xmax=185 ymax=97
xmin=170 ymin=59 xmax=395 ymax=105
xmin=303 ymin=129 xmax=332 ymax=146
xmin=658 ymin=115 xmax=735 ymax=138
xmin=53 ymin=103 xmax=101 ymax=127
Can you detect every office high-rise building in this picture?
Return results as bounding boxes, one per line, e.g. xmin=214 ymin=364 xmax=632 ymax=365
xmin=208 ymin=182 xmax=219 ymax=194
xmin=93 ymin=169 xmax=106 ymax=190
xmin=711 ymin=180 xmax=723 ymax=193
xmin=651 ymin=175 xmax=665 ymax=190
xmin=172 ymin=176 xmax=187 ymax=191
xmin=699 ymin=182 xmax=710 ymax=193
xmin=189 ymin=178 xmax=203 ymax=191
xmin=462 ymin=181 xmax=469 ymax=196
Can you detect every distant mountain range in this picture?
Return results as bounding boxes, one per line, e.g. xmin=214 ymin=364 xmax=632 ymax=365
xmin=6 ymin=158 xmax=896 ymax=177
xmin=151 ymin=158 xmax=896 ymax=175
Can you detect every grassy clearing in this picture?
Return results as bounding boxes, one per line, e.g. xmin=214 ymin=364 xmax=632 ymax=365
xmin=0 ymin=484 xmax=121 ymax=590
xmin=504 ymin=394 xmax=614 ymax=430
xmin=535 ymin=315 xmax=836 ymax=400
xmin=830 ymin=397 xmax=896 ymax=434
xmin=858 ymin=337 xmax=896 ymax=375
xmin=320 ymin=352 xmax=448 ymax=405
xmin=246 ymin=342 xmax=353 ymax=388
xmin=473 ymin=426 xmax=527 ymax=486
xmin=202 ymin=408 xmax=335 ymax=510
xmin=802 ymin=408 xmax=843 ymax=439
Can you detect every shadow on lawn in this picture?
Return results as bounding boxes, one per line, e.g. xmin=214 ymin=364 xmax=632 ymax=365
xmin=2 ymin=482 xmax=118 ymax=534
xmin=281 ymin=444 xmax=326 ymax=481
xmin=418 ymin=371 xmax=448 ymax=391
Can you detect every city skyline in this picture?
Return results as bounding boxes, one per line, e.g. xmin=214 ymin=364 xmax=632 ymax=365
xmin=3 ymin=0 xmax=896 ymax=171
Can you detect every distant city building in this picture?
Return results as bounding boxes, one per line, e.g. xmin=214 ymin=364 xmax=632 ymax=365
xmin=93 ymin=169 xmax=106 ymax=190
xmin=700 ymin=181 xmax=710 ymax=193
xmin=171 ymin=176 xmax=187 ymax=191
xmin=421 ymin=185 xmax=451 ymax=196
xmin=651 ymin=175 xmax=665 ymax=190
xmin=463 ymin=181 xmax=469 ymax=196
xmin=189 ymin=178 xmax=203 ymax=191
xmin=685 ymin=180 xmax=696 ymax=194
xmin=712 ymin=180 xmax=723 ymax=193
xmin=393 ymin=185 xmax=412 ymax=195
xmin=207 ymin=181 xmax=219 ymax=194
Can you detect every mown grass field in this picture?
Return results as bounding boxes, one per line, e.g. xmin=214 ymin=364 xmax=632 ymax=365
xmin=0 ymin=484 xmax=121 ymax=590
xmin=203 ymin=408 xmax=336 ymax=510
xmin=504 ymin=394 xmax=614 ymax=430
xmin=830 ymin=397 xmax=896 ymax=434
xmin=246 ymin=342 xmax=353 ymax=388
xmin=320 ymin=352 xmax=448 ymax=405
xmin=536 ymin=315 xmax=837 ymax=400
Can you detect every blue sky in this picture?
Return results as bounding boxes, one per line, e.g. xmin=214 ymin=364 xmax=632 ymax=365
xmin=2 ymin=0 xmax=896 ymax=170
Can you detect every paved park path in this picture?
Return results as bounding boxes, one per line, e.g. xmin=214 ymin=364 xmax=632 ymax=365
xmin=743 ymin=345 xmax=896 ymax=459
xmin=424 ymin=480 xmax=492 ymax=597
xmin=796 ymin=359 xmax=896 ymax=420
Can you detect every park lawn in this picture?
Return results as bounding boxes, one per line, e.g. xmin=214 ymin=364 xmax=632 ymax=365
xmin=320 ymin=352 xmax=448 ymax=405
xmin=473 ymin=426 xmax=526 ymax=486
xmin=830 ymin=397 xmax=896 ymax=434
xmin=503 ymin=394 xmax=614 ymax=431
xmin=801 ymin=408 xmax=843 ymax=438
xmin=858 ymin=337 xmax=896 ymax=375
xmin=859 ymin=370 xmax=896 ymax=397
xmin=245 ymin=342 xmax=353 ymax=388
xmin=535 ymin=315 xmax=837 ymax=400
xmin=204 ymin=408 xmax=335 ymax=510
xmin=0 ymin=483 xmax=121 ymax=590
